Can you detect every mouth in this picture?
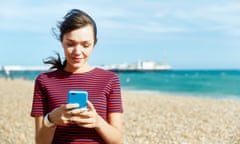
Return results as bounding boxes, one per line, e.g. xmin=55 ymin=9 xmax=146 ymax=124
xmin=72 ymin=57 xmax=82 ymax=63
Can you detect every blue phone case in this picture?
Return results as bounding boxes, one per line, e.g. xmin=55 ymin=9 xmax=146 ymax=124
xmin=68 ymin=90 xmax=88 ymax=109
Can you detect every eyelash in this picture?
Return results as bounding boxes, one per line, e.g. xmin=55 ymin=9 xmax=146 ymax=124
xmin=66 ymin=43 xmax=90 ymax=48
xmin=66 ymin=43 xmax=74 ymax=47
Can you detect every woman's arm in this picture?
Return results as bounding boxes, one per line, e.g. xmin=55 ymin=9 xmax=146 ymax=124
xmin=34 ymin=104 xmax=80 ymax=144
xmin=95 ymin=113 xmax=122 ymax=144
xmin=34 ymin=116 xmax=56 ymax=144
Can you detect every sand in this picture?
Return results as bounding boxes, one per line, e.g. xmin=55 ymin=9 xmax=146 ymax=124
xmin=0 ymin=78 xmax=240 ymax=144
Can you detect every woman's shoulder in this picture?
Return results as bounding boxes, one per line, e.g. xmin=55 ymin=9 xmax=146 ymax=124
xmin=35 ymin=69 xmax=65 ymax=80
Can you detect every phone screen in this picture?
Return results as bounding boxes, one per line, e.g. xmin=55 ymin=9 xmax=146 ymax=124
xmin=68 ymin=90 xmax=88 ymax=109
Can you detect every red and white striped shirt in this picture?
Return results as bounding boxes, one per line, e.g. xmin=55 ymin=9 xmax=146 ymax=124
xmin=31 ymin=68 xmax=123 ymax=143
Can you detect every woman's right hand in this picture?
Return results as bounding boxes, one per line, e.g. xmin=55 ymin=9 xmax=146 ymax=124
xmin=48 ymin=104 xmax=79 ymax=126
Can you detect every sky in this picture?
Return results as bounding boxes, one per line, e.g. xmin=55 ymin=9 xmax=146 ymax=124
xmin=0 ymin=0 xmax=240 ymax=69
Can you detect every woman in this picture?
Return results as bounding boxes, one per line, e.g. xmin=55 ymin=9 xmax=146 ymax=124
xmin=31 ymin=9 xmax=123 ymax=144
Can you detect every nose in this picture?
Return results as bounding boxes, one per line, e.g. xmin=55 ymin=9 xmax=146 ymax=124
xmin=73 ymin=45 xmax=85 ymax=54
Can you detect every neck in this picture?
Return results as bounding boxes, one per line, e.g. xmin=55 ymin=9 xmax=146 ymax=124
xmin=64 ymin=64 xmax=93 ymax=74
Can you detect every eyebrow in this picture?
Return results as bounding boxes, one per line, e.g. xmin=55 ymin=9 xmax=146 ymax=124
xmin=66 ymin=39 xmax=90 ymax=42
xmin=65 ymin=39 xmax=91 ymax=45
xmin=65 ymin=39 xmax=77 ymax=42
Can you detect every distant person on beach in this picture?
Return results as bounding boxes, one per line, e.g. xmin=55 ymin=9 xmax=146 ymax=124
xmin=30 ymin=9 xmax=123 ymax=144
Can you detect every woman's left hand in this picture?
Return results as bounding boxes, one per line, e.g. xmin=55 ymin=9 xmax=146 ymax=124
xmin=69 ymin=101 xmax=100 ymax=128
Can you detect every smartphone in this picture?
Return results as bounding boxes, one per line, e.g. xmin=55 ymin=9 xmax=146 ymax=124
xmin=68 ymin=90 xmax=88 ymax=109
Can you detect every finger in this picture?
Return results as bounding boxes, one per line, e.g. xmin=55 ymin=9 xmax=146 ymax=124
xmin=81 ymin=123 xmax=94 ymax=128
xmin=87 ymin=101 xmax=96 ymax=111
xmin=63 ymin=119 xmax=70 ymax=124
xmin=64 ymin=103 xmax=79 ymax=110
xmin=61 ymin=116 xmax=70 ymax=124
xmin=79 ymin=119 xmax=95 ymax=128
xmin=68 ymin=108 xmax=86 ymax=115
xmin=67 ymin=110 xmax=73 ymax=116
xmin=73 ymin=116 xmax=92 ymax=124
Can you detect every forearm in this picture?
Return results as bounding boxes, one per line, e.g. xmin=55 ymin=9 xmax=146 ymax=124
xmin=36 ymin=126 xmax=56 ymax=144
xmin=95 ymin=116 xmax=122 ymax=144
xmin=35 ymin=117 xmax=56 ymax=144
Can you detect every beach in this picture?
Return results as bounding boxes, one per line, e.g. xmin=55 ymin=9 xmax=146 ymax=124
xmin=0 ymin=78 xmax=240 ymax=144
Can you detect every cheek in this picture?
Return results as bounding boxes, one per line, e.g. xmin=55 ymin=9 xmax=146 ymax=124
xmin=63 ymin=48 xmax=72 ymax=58
xmin=78 ymin=47 xmax=93 ymax=57
xmin=86 ymin=47 xmax=94 ymax=56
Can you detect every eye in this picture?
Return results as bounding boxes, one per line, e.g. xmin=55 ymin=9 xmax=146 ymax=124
xmin=66 ymin=43 xmax=75 ymax=47
xmin=83 ymin=44 xmax=90 ymax=48
xmin=82 ymin=42 xmax=91 ymax=48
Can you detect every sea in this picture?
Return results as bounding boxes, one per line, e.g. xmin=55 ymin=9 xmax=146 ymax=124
xmin=0 ymin=69 xmax=240 ymax=100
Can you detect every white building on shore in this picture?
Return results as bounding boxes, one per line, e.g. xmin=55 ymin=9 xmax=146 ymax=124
xmin=137 ymin=60 xmax=171 ymax=70
xmin=102 ymin=60 xmax=171 ymax=71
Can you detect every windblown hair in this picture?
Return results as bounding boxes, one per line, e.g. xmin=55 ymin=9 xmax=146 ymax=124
xmin=43 ymin=52 xmax=66 ymax=70
xmin=43 ymin=9 xmax=97 ymax=70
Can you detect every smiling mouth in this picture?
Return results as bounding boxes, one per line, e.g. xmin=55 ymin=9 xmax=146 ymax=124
xmin=72 ymin=57 xmax=82 ymax=63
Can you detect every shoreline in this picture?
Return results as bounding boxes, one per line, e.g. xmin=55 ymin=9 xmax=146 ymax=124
xmin=0 ymin=79 xmax=240 ymax=143
xmin=3 ymin=77 xmax=240 ymax=101
xmin=121 ymin=88 xmax=240 ymax=101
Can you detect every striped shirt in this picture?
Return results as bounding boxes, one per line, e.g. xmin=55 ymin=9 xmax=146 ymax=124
xmin=31 ymin=68 xmax=123 ymax=144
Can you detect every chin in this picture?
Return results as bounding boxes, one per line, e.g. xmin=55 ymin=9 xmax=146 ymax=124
xmin=71 ymin=63 xmax=84 ymax=69
xmin=66 ymin=61 xmax=85 ymax=71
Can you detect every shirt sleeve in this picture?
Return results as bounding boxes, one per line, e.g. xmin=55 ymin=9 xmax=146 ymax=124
xmin=30 ymin=75 xmax=48 ymax=117
xmin=107 ymin=74 xmax=123 ymax=113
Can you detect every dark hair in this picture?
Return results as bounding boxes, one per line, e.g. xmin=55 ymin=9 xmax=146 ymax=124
xmin=44 ymin=9 xmax=97 ymax=70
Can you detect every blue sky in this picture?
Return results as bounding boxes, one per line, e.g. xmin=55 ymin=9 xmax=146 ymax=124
xmin=1 ymin=0 xmax=240 ymax=69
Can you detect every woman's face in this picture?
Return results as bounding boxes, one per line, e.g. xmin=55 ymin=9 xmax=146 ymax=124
xmin=62 ymin=25 xmax=95 ymax=72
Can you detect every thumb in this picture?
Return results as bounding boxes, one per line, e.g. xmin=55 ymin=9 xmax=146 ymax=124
xmin=87 ymin=100 xmax=96 ymax=111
